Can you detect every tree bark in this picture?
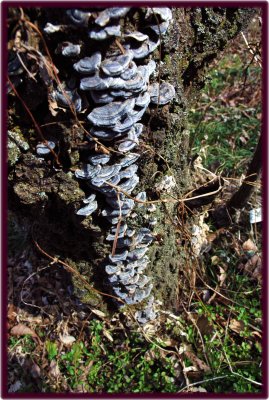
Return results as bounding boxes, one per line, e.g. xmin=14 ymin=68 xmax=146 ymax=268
xmin=7 ymin=6 xmax=256 ymax=313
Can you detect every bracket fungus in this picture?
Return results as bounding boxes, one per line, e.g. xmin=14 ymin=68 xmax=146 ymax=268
xmin=42 ymin=6 xmax=176 ymax=324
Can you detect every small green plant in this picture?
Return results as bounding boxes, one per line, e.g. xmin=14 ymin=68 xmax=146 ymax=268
xmin=45 ymin=340 xmax=58 ymax=361
xmin=57 ymin=322 xmax=180 ymax=393
xmin=189 ymin=53 xmax=261 ymax=176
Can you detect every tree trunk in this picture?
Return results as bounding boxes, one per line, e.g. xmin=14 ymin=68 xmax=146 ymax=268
xmin=7 ymin=6 xmax=256 ymax=314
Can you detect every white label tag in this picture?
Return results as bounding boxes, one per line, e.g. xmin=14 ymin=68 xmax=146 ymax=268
xmin=249 ymin=207 xmax=262 ymax=224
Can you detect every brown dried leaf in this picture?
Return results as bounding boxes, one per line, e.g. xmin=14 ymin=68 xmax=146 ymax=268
xmin=10 ymin=323 xmax=40 ymax=343
xmin=59 ymin=334 xmax=76 ymax=345
xmin=103 ymin=329 xmax=113 ymax=342
xmin=49 ymin=360 xmax=61 ymax=378
xmin=211 ymin=255 xmax=220 ymax=265
xmin=218 ymin=266 xmax=227 ymax=286
xmin=184 ymin=350 xmax=211 ymax=372
xmin=31 ymin=362 xmax=41 ymax=379
xmin=197 ymin=316 xmax=213 ymax=336
xmin=242 ymin=239 xmax=258 ymax=252
xmin=7 ymin=304 xmax=18 ymax=322
xmin=91 ymin=309 xmax=106 ymax=319
xmin=188 ymin=386 xmax=207 ymax=392
xmin=229 ymin=319 xmax=245 ymax=334
xmin=244 ymin=255 xmax=261 ymax=283
xmin=48 ymin=99 xmax=59 ymax=117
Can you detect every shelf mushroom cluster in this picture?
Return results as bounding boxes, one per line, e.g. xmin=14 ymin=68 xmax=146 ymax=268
xmin=45 ymin=7 xmax=175 ymax=324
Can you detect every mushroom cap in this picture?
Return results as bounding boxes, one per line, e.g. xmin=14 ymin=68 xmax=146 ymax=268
xmin=108 ymin=274 xmax=119 ymax=283
xmin=89 ymin=24 xmax=121 ymax=40
xmin=111 ymin=116 xmax=135 ymax=134
xmin=80 ymin=73 xmax=113 ymax=91
xmin=137 ymin=275 xmax=151 ymax=288
xmin=100 ymin=50 xmax=133 ymax=77
xmin=126 ymin=228 xmax=136 ymax=237
xmin=117 ymin=138 xmax=138 ymax=153
xmin=113 ymin=286 xmax=128 ymax=300
xmin=135 ymin=191 xmax=147 ymax=204
xmin=129 ymin=104 xmax=148 ymax=124
xmin=125 ymin=31 xmax=149 ymax=42
xmin=145 ymin=7 xmax=172 ymax=22
xmin=88 ymin=154 xmax=111 ymax=165
xmin=76 ymin=200 xmax=98 ymax=216
xmin=118 ymin=174 xmax=139 ymax=193
xmin=118 ymin=152 xmax=140 ymax=167
xmin=135 ymin=91 xmax=151 ymax=108
xmin=99 ymin=163 xmax=122 ymax=179
xmin=127 ymin=247 xmax=148 ymax=261
xmin=91 ymin=164 xmax=122 ymax=187
xmin=75 ymin=164 xmax=101 ymax=180
xmin=118 ymin=163 xmax=138 ymax=180
xmin=89 ymin=127 xmax=119 ymax=140
xmin=124 ymin=41 xmax=151 ymax=60
xmin=83 ymin=194 xmax=96 ymax=204
xmin=36 ymin=141 xmax=56 ymax=156
xmin=105 ymin=264 xmax=122 ymax=275
xmin=87 ymin=98 xmax=135 ymax=127
xmin=148 ymin=20 xmax=170 ymax=35
xmin=43 ymin=22 xmax=62 ymax=34
xmin=110 ymin=89 xmax=134 ymax=99
xmin=95 ymin=7 xmax=130 ymax=27
xmin=62 ymin=43 xmax=81 ymax=57
xmin=102 ymin=206 xmax=132 ymax=218
xmin=109 ymin=250 xmax=129 ymax=263
xmin=66 ymin=9 xmax=91 ymax=26
xmin=54 ymin=88 xmax=82 ymax=112
xmin=90 ymin=90 xmax=115 ymax=105
xmin=73 ymin=52 xmax=102 ymax=74
xmin=120 ymin=61 xmax=138 ymax=80
xmin=149 ymin=82 xmax=175 ymax=104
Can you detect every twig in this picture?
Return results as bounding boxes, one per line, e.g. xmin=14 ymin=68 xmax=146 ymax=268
xmin=178 ymin=374 xmax=233 ymax=392
xmin=241 ymin=32 xmax=262 ymax=67
xmin=16 ymin=51 xmax=37 ymax=81
xmin=32 ymin=233 xmax=124 ymax=304
xmin=111 ymin=193 xmax=122 ymax=257
xmin=104 ymin=177 xmax=223 ymax=206
xmin=8 ymin=77 xmax=61 ymax=165
xmin=20 ymin=265 xmax=54 ymax=317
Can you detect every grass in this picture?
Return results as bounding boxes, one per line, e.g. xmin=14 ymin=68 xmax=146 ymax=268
xmin=189 ymin=52 xmax=261 ymax=176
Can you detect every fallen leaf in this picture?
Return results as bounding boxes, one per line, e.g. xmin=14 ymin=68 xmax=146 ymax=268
xmin=251 ymin=331 xmax=262 ymax=339
xmin=211 ymin=255 xmax=220 ymax=265
xmin=188 ymin=386 xmax=207 ymax=392
xmin=243 ymin=255 xmax=262 ymax=283
xmin=49 ymin=360 xmax=61 ymax=378
xmin=218 ymin=266 xmax=227 ymax=286
xmin=196 ymin=316 xmax=213 ymax=336
xmin=242 ymin=239 xmax=258 ymax=253
xmin=91 ymin=309 xmax=106 ymax=318
xmin=229 ymin=319 xmax=245 ymax=334
xmin=10 ymin=324 xmax=41 ymax=343
xmin=184 ymin=350 xmax=211 ymax=372
xmin=183 ymin=366 xmax=198 ymax=373
xmin=31 ymin=362 xmax=41 ymax=379
xmin=59 ymin=334 xmax=76 ymax=345
xmin=103 ymin=329 xmax=113 ymax=342
xmin=7 ymin=304 xmax=18 ymax=322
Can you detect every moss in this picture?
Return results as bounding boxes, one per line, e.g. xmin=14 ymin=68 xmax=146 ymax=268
xmin=8 ymin=129 xmax=30 ymax=167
